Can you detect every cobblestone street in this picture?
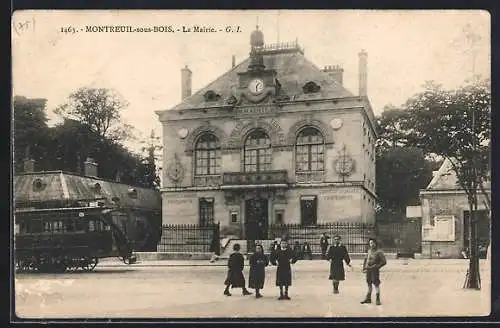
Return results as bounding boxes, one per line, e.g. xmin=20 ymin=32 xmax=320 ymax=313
xmin=14 ymin=259 xmax=490 ymax=319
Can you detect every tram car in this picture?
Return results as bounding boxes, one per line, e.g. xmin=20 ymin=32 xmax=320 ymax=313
xmin=14 ymin=168 xmax=163 ymax=273
xmin=15 ymin=206 xmax=138 ymax=273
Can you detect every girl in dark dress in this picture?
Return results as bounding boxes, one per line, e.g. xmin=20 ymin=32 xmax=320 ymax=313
xmin=223 ymin=243 xmax=252 ymax=296
xmin=270 ymin=240 xmax=298 ymax=300
xmin=326 ymin=235 xmax=351 ymax=294
xmin=248 ymin=244 xmax=269 ymax=298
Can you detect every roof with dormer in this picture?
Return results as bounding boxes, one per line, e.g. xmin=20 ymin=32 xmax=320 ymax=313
xmin=14 ymin=171 xmax=161 ymax=211
xmin=170 ymin=42 xmax=355 ymax=111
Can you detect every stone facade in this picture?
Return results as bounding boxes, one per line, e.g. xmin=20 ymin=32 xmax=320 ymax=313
xmin=417 ymin=159 xmax=491 ymax=259
xmin=156 ymin=29 xmax=377 ymax=239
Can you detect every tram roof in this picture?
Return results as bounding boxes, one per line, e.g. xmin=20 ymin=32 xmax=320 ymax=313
xmin=14 ymin=171 xmax=161 ymax=211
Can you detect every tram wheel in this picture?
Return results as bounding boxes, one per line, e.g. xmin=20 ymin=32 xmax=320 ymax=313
xmin=81 ymin=257 xmax=98 ymax=272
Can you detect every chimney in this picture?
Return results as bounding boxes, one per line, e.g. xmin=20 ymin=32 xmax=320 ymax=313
xmin=323 ymin=65 xmax=344 ymax=85
xmin=232 ymin=55 xmax=236 ymax=68
xmin=23 ymin=158 xmax=35 ymax=173
xmin=84 ymin=157 xmax=98 ymax=177
xmin=181 ymin=65 xmax=192 ymax=100
xmin=358 ymin=49 xmax=368 ymax=97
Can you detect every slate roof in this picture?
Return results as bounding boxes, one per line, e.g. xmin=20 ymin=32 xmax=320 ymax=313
xmin=14 ymin=171 xmax=161 ymax=211
xmin=171 ymin=47 xmax=355 ymax=111
xmin=426 ymin=158 xmax=491 ymax=190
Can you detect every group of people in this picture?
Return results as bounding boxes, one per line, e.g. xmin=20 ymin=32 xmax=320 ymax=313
xmin=223 ymin=235 xmax=387 ymax=305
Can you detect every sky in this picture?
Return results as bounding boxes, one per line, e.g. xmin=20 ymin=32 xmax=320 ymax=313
xmin=12 ymin=10 xmax=490 ymax=156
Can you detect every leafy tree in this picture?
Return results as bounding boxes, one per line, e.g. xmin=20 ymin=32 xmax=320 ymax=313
xmin=396 ymin=78 xmax=491 ymax=289
xmin=49 ymin=118 xmax=101 ymax=172
xmin=13 ymin=96 xmax=52 ymax=172
xmin=54 ymin=87 xmax=132 ymax=142
xmin=136 ymin=130 xmax=162 ymax=190
xmin=375 ymin=147 xmax=434 ymax=218
xmin=375 ymin=105 xmax=414 ymax=155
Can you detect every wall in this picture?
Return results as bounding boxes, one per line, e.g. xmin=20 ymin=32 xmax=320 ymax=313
xmin=161 ymin=106 xmax=374 ymax=187
xmin=159 ymin=99 xmax=377 ymax=232
xmin=162 ymin=190 xmax=226 ymax=225
xmin=420 ymin=192 xmax=490 ymax=258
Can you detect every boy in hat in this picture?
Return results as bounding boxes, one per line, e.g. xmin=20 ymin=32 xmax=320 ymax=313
xmin=360 ymin=238 xmax=386 ymax=305
xmin=223 ymin=243 xmax=252 ymax=296
xmin=270 ymin=239 xmax=298 ymax=300
xmin=326 ymin=235 xmax=351 ymax=294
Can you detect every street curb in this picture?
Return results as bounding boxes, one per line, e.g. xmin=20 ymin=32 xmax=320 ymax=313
xmin=98 ymin=258 xmax=487 ymax=268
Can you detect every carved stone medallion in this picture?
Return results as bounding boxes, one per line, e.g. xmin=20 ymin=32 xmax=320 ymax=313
xmin=166 ymin=153 xmax=185 ymax=184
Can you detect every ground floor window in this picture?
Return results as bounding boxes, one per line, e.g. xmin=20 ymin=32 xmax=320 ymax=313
xmin=199 ymin=197 xmax=215 ymax=226
xmin=300 ymin=196 xmax=317 ymax=225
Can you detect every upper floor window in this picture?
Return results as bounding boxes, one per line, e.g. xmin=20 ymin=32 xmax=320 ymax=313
xmin=244 ymin=129 xmax=272 ymax=172
xmin=195 ymin=133 xmax=221 ymax=176
xmin=296 ymin=127 xmax=325 ymax=172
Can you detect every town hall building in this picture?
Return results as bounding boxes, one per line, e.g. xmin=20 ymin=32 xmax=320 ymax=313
xmin=156 ymin=27 xmax=378 ymax=241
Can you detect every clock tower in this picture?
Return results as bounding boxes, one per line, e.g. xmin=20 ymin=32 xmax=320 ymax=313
xmin=236 ymin=25 xmax=278 ymax=104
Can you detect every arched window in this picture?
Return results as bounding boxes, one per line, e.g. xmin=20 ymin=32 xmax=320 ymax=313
xmin=244 ymin=129 xmax=272 ymax=172
xmin=194 ymin=133 xmax=221 ymax=176
xmin=295 ymin=127 xmax=325 ymax=172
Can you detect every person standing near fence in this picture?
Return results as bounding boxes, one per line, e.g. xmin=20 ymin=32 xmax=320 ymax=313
xmin=209 ymin=227 xmax=220 ymax=263
xmin=302 ymin=242 xmax=313 ymax=260
xmin=223 ymin=243 xmax=252 ymax=296
xmin=320 ymin=232 xmax=330 ymax=259
xmin=326 ymin=235 xmax=351 ymax=294
xmin=270 ymin=239 xmax=298 ymax=300
xmin=360 ymin=238 xmax=387 ymax=305
xmin=248 ymin=244 xmax=269 ymax=298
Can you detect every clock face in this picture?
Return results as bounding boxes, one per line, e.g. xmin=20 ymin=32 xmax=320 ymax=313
xmin=248 ymin=79 xmax=265 ymax=95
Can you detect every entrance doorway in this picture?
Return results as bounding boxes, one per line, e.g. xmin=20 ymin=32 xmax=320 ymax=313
xmin=245 ymin=198 xmax=268 ymax=240
xmin=463 ymin=210 xmax=490 ymax=259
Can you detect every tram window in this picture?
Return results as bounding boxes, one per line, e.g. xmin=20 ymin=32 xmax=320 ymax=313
xmin=53 ymin=220 xmax=64 ymax=232
xmin=88 ymin=220 xmax=96 ymax=232
xmin=30 ymin=219 xmax=42 ymax=233
xmin=64 ymin=219 xmax=75 ymax=232
xmin=96 ymin=220 xmax=104 ymax=231
xmin=19 ymin=222 xmax=27 ymax=233
xmin=43 ymin=221 xmax=51 ymax=232
xmin=74 ymin=219 xmax=85 ymax=231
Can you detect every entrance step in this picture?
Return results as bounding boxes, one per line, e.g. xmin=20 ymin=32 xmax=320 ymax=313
xmin=219 ymin=239 xmax=279 ymax=259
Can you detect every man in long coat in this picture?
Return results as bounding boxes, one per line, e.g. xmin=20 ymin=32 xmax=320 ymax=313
xmin=326 ymin=235 xmax=351 ymax=294
xmin=223 ymin=243 xmax=252 ymax=296
xmin=270 ymin=239 xmax=297 ymax=300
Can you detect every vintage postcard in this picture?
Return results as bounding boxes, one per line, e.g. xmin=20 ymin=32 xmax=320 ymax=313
xmin=12 ymin=10 xmax=491 ymax=320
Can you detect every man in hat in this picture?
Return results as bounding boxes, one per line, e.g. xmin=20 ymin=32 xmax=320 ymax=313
xmin=326 ymin=235 xmax=351 ymax=294
xmin=360 ymin=238 xmax=386 ymax=305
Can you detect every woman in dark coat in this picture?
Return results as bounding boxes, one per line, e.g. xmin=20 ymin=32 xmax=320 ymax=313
xmin=270 ymin=239 xmax=298 ymax=300
xmin=223 ymin=243 xmax=252 ymax=296
xmin=326 ymin=235 xmax=351 ymax=294
xmin=248 ymin=244 xmax=269 ymax=298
